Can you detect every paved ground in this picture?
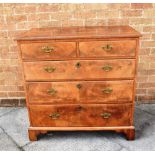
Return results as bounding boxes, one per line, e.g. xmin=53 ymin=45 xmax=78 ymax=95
xmin=0 ymin=104 xmax=155 ymax=151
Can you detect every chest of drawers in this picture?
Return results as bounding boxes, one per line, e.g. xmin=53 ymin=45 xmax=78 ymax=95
xmin=16 ymin=26 xmax=141 ymax=141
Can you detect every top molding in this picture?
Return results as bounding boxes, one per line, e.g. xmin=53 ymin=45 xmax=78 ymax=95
xmin=16 ymin=26 xmax=142 ymax=41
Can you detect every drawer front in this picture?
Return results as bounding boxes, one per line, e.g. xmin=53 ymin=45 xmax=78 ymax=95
xmin=27 ymin=81 xmax=133 ymax=104
xmin=20 ymin=42 xmax=76 ymax=60
xmin=24 ymin=59 xmax=135 ymax=81
xmin=28 ymin=82 xmax=79 ymax=104
xmin=29 ymin=104 xmax=132 ymax=127
xmin=79 ymin=40 xmax=136 ymax=57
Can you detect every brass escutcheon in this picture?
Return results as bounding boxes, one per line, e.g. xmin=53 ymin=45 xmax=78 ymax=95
xmin=76 ymin=84 xmax=82 ymax=89
xmin=75 ymin=62 xmax=81 ymax=68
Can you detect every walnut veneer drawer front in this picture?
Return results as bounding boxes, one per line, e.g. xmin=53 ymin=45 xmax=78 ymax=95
xmin=24 ymin=59 xmax=135 ymax=81
xmin=17 ymin=26 xmax=141 ymax=141
xmin=29 ymin=104 xmax=132 ymax=127
xmin=27 ymin=81 xmax=133 ymax=104
xmin=79 ymin=40 xmax=136 ymax=57
xmin=20 ymin=42 xmax=76 ymax=60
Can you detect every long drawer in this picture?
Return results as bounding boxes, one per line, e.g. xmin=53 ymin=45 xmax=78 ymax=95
xmin=27 ymin=80 xmax=134 ymax=104
xmin=20 ymin=42 xmax=76 ymax=60
xmin=29 ymin=104 xmax=132 ymax=127
xmin=23 ymin=59 xmax=136 ymax=81
xmin=79 ymin=40 xmax=136 ymax=57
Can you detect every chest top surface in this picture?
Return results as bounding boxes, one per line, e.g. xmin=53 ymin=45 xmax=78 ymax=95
xmin=16 ymin=26 xmax=142 ymax=41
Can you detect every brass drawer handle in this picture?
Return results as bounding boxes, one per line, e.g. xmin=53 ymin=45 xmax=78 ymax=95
xmin=75 ymin=62 xmax=81 ymax=68
xmin=41 ymin=46 xmax=54 ymax=53
xmin=102 ymin=44 xmax=112 ymax=51
xmin=100 ymin=112 xmax=111 ymax=119
xmin=47 ymin=88 xmax=57 ymax=95
xmin=102 ymin=88 xmax=113 ymax=94
xmin=76 ymin=84 xmax=82 ymax=89
xmin=49 ymin=112 xmax=60 ymax=119
xmin=44 ymin=67 xmax=56 ymax=73
xmin=102 ymin=65 xmax=113 ymax=71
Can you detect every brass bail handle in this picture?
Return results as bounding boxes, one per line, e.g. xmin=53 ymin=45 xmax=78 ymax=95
xmin=44 ymin=66 xmax=56 ymax=73
xmin=49 ymin=112 xmax=60 ymax=119
xmin=102 ymin=88 xmax=113 ymax=94
xmin=102 ymin=65 xmax=113 ymax=72
xmin=47 ymin=88 xmax=57 ymax=95
xmin=100 ymin=112 xmax=111 ymax=119
xmin=41 ymin=46 xmax=54 ymax=53
xmin=102 ymin=44 xmax=113 ymax=51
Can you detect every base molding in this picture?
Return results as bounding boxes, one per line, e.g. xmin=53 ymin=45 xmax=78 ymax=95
xmin=28 ymin=126 xmax=135 ymax=141
xmin=29 ymin=126 xmax=135 ymax=131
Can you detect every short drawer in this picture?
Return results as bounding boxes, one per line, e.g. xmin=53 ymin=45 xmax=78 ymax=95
xmin=20 ymin=42 xmax=76 ymax=60
xmin=23 ymin=59 xmax=135 ymax=81
xmin=29 ymin=104 xmax=132 ymax=127
xmin=79 ymin=40 xmax=136 ymax=57
xmin=27 ymin=80 xmax=134 ymax=104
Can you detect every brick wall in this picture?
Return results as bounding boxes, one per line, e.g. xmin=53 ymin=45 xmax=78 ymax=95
xmin=0 ymin=3 xmax=155 ymax=105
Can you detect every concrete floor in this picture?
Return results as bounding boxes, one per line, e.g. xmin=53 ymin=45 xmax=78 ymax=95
xmin=0 ymin=104 xmax=155 ymax=151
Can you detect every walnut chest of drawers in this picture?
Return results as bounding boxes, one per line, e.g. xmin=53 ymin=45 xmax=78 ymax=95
xmin=16 ymin=26 xmax=141 ymax=141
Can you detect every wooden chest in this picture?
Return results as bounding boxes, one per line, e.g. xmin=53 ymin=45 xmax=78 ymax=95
xmin=16 ymin=26 xmax=141 ymax=141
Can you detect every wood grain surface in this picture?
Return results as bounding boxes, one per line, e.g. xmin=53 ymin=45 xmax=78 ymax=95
xmin=23 ymin=59 xmax=136 ymax=81
xmin=29 ymin=104 xmax=132 ymax=127
xmin=21 ymin=42 xmax=76 ymax=60
xmin=27 ymin=80 xmax=134 ymax=104
xmin=79 ymin=40 xmax=136 ymax=57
